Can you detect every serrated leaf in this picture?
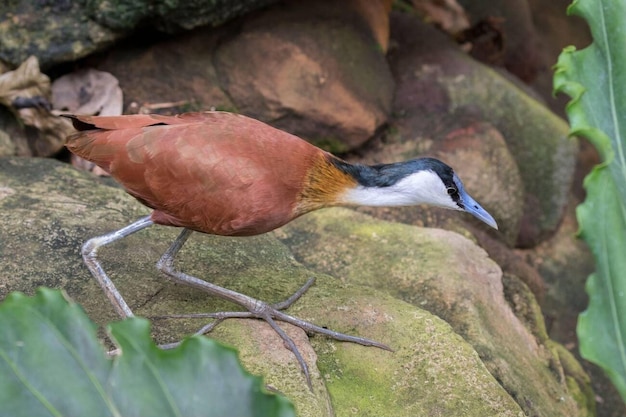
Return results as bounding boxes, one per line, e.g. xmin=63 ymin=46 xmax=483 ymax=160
xmin=576 ymin=168 xmax=626 ymax=396
xmin=553 ymin=0 xmax=626 ymax=403
xmin=0 ymin=288 xmax=296 ymax=417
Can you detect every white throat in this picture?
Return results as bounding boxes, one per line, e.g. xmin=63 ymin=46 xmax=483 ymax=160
xmin=340 ymin=170 xmax=460 ymax=209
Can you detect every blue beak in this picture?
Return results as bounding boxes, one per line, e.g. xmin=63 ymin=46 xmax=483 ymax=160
xmin=459 ymin=190 xmax=498 ymax=230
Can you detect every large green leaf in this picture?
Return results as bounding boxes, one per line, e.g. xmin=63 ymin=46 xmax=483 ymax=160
xmin=0 ymin=288 xmax=296 ymax=417
xmin=554 ymin=0 xmax=626 ymax=402
xmin=576 ymin=168 xmax=626 ymax=396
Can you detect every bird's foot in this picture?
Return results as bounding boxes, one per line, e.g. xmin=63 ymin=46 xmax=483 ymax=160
xmin=153 ymin=277 xmax=391 ymax=389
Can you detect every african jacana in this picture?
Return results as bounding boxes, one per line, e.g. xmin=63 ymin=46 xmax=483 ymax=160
xmin=66 ymin=111 xmax=497 ymax=386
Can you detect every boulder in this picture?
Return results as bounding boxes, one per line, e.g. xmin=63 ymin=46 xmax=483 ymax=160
xmin=97 ymin=0 xmax=394 ymax=152
xmin=0 ymin=157 xmax=593 ymax=416
xmin=0 ymin=0 xmax=279 ymax=69
xmin=385 ymin=13 xmax=577 ymax=247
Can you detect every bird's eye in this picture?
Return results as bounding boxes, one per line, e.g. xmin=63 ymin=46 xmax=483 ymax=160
xmin=447 ymin=187 xmax=458 ymax=196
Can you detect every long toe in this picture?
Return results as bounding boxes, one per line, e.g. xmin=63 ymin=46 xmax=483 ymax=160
xmin=271 ymin=309 xmax=392 ymax=351
xmin=153 ymin=302 xmax=390 ymax=389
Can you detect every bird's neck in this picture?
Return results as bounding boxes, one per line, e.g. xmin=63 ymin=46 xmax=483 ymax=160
xmin=296 ymin=154 xmax=454 ymax=214
xmin=296 ymin=154 xmax=427 ymax=214
xmin=295 ymin=154 xmax=359 ymax=214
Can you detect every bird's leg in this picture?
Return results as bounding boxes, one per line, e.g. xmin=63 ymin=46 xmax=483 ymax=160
xmin=155 ymin=229 xmax=391 ymax=386
xmin=155 ymin=229 xmax=314 ymax=382
xmin=82 ymin=215 xmax=154 ymax=317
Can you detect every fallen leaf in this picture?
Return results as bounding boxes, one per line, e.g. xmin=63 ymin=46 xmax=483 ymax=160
xmin=52 ymin=68 xmax=123 ymax=116
xmin=0 ymin=56 xmax=73 ymax=156
xmin=52 ymin=68 xmax=124 ymax=175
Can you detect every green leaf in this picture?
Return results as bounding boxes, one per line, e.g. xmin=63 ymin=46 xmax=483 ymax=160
xmin=576 ymin=168 xmax=626 ymax=396
xmin=554 ymin=0 xmax=626 ymax=402
xmin=0 ymin=288 xmax=296 ymax=417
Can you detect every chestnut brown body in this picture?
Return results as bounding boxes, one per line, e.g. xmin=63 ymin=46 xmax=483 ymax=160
xmin=67 ymin=112 xmax=355 ymax=236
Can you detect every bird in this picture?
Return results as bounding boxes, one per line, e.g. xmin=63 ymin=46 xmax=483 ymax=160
xmin=65 ymin=111 xmax=497 ymax=386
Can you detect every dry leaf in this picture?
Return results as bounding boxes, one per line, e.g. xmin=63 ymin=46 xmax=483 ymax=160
xmin=52 ymin=69 xmax=123 ymax=116
xmin=0 ymin=56 xmax=74 ymax=156
xmin=51 ymin=68 xmax=123 ymax=175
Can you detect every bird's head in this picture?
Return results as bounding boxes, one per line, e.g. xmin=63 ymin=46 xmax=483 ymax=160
xmin=337 ymin=157 xmax=498 ymax=229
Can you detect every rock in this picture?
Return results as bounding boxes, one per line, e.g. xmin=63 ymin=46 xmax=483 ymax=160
xmin=84 ymin=0 xmax=279 ymax=33
xmin=527 ymin=0 xmax=592 ymax=117
xmin=0 ymin=1 xmax=119 ymax=69
xmin=521 ymin=199 xmax=594 ymax=344
xmin=500 ymin=272 xmax=595 ymax=415
xmin=278 ymin=209 xmax=594 ymax=417
xmin=473 ymin=227 xmax=547 ymax=300
xmin=387 ymin=13 xmax=577 ymax=247
xmin=456 ymin=0 xmax=541 ymax=83
xmin=0 ymin=156 xmax=593 ymax=416
xmin=341 ymin=0 xmax=394 ymax=52
xmin=96 ymin=1 xmax=394 ymax=152
xmin=97 ymin=26 xmax=234 ymax=114
xmin=521 ymin=198 xmax=626 ymax=416
xmin=213 ymin=1 xmax=394 ymax=151
xmin=0 ymin=0 xmax=279 ymax=69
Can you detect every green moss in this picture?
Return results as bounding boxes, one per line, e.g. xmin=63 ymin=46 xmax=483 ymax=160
xmin=280 ymin=208 xmax=592 ymax=416
xmin=310 ymin=294 xmax=523 ymax=417
xmin=212 ymin=104 xmax=240 ymax=113
xmin=0 ymin=2 xmax=118 ymax=67
xmin=309 ymin=136 xmax=350 ymax=154
xmin=175 ymin=100 xmax=204 ymax=113
xmin=502 ymin=273 xmax=550 ymax=342
xmin=549 ymin=341 xmax=596 ymax=417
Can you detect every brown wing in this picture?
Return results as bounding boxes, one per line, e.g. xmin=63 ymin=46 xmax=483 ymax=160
xmin=66 ymin=112 xmax=325 ymax=236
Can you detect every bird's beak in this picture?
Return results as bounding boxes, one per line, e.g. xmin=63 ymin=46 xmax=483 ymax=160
xmin=459 ymin=191 xmax=498 ymax=230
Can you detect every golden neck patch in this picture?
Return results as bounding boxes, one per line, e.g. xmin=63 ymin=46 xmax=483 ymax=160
xmin=295 ymin=154 xmax=358 ymax=215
